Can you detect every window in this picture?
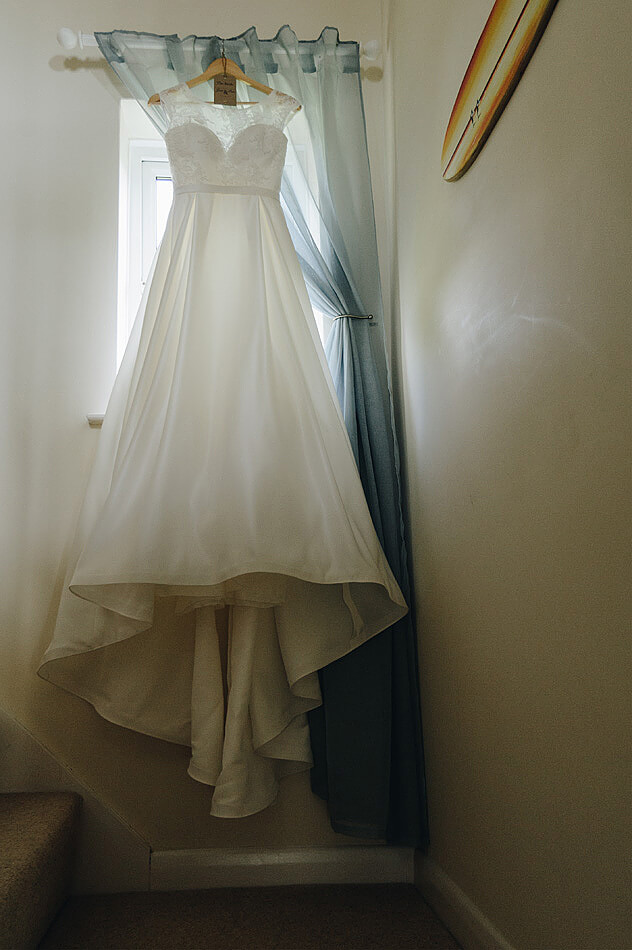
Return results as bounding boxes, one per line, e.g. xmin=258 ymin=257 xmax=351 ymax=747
xmin=118 ymin=100 xmax=327 ymax=369
xmin=117 ymin=101 xmax=171 ymax=366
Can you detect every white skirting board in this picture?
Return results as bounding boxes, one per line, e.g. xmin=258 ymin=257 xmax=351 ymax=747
xmin=150 ymin=845 xmax=415 ymax=891
xmin=415 ymin=854 xmax=516 ymax=950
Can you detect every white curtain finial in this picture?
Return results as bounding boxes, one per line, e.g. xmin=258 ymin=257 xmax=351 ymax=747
xmin=360 ymin=40 xmax=380 ymax=61
xmin=57 ymin=27 xmax=78 ymax=49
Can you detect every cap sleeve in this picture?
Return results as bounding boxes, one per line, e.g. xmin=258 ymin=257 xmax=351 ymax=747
xmin=271 ymin=91 xmax=302 ymax=129
xmin=157 ymin=83 xmax=187 ymax=124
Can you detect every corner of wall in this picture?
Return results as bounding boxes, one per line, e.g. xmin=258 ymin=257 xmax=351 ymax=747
xmin=415 ymin=852 xmax=516 ymax=950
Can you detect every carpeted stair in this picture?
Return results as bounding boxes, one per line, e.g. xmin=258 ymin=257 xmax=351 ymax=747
xmin=0 ymin=792 xmax=81 ymax=950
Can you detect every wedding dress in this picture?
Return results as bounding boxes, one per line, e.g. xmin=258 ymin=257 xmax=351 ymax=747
xmin=39 ymin=83 xmax=407 ymax=818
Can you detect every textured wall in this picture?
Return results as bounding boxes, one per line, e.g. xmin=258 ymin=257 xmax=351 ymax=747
xmin=390 ymin=0 xmax=631 ymax=947
xmin=0 ymin=0 xmax=388 ymax=851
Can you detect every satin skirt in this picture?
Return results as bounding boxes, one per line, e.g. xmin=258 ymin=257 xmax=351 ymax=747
xmin=39 ymin=189 xmax=407 ymax=817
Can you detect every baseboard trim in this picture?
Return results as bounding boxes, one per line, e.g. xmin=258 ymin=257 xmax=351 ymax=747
xmin=415 ymin=854 xmax=516 ymax=950
xmin=151 ymin=845 xmax=415 ymax=891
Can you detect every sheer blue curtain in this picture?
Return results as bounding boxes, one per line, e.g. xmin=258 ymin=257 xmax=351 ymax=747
xmin=96 ymin=25 xmax=428 ymax=846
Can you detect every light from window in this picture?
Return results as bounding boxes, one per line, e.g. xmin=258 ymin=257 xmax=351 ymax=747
xmin=155 ymin=177 xmax=174 ymax=246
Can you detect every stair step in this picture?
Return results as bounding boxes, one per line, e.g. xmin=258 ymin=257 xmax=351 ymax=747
xmin=0 ymin=792 xmax=81 ymax=950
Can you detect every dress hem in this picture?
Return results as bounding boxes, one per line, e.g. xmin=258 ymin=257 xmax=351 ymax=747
xmin=36 ymin=665 xmax=191 ymax=748
xmin=69 ymin=563 xmax=403 ymax=599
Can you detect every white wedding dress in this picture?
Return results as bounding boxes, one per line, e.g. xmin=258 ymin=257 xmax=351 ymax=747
xmin=39 ymin=83 xmax=407 ymax=817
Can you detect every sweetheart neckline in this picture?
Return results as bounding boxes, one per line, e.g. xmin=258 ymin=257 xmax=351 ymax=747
xmin=165 ymin=120 xmax=288 ymax=154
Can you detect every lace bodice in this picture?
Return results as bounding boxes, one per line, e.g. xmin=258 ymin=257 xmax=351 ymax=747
xmin=160 ymin=83 xmax=301 ymax=193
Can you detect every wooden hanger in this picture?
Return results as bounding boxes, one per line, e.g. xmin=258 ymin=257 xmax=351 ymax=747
xmin=148 ymin=46 xmax=279 ymax=106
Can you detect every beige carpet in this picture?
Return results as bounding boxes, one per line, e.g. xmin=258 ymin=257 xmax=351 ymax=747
xmin=40 ymin=883 xmax=460 ymax=949
xmin=0 ymin=792 xmax=81 ymax=950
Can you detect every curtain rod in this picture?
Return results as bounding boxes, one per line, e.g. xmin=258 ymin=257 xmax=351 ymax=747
xmin=57 ymin=28 xmax=380 ymax=59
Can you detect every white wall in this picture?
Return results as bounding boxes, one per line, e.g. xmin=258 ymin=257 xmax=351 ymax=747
xmin=0 ymin=0 xmax=389 ymax=852
xmin=390 ymin=0 xmax=631 ymax=948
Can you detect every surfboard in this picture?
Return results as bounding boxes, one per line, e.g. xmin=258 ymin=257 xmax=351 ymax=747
xmin=441 ymin=0 xmax=559 ymax=181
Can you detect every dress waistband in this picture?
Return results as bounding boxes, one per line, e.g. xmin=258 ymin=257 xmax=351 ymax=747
xmin=174 ymin=184 xmax=280 ymax=200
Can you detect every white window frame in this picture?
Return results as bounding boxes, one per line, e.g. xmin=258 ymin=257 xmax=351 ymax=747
xmin=118 ymin=138 xmax=171 ymax=366
xmin=140 ymin=156 xmax=173 ymax=285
